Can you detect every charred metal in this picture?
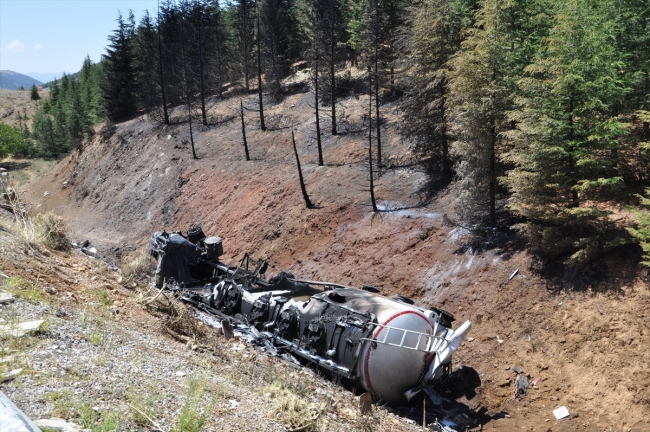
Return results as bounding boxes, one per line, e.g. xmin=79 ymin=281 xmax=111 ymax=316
xmin=149 ymin=228 xmax=472 ymax=405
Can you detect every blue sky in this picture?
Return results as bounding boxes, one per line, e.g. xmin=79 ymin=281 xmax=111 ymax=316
xmin=0 ymin=0 xmax=161 ymax=82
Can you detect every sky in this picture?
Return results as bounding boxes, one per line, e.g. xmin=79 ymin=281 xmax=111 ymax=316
xmin=0 ymin=0 xmax=161 ymax=82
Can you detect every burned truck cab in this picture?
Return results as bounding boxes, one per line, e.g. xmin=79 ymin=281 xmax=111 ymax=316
xmin=149 ymin=229 xmax=471 ymax=405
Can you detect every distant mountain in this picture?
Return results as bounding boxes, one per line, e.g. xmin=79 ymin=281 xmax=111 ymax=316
xmin=25 ymin=72 xmax=65 ymax=84
xmin=0 ymin=70 xmax=43 ymax=90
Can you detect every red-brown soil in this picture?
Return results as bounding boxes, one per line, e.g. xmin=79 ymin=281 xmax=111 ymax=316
xmin=18 ymin=72 xmax=650 ymax=431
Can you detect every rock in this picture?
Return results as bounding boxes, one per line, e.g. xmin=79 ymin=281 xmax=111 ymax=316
xmin=35 ymin=417 xmax=91 ymax=432
xmin=467 ymin=337 xmax=475 ymax=342
xmin=229 ymin=399 xmax=239 ymax=408
xmin=359 ymin=393 xmax=372 ymax=415
xmin=0 ymin=319 xmax=44 ymax=338
xmin=1 ymin=368 xmax=23 ymax=382
xmin=44 ymin=192 xmax=49 ymax=197
xmin=513 ymin=365 xmax=523 ymax=374
xmin=46 ymin=287 xmax=58 ymax=295
xmin=0 ymin=290 xmax=15 ymax=305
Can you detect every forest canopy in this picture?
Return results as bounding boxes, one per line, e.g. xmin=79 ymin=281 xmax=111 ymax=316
xmin=13 ymin=0 xmax=650 ymax=267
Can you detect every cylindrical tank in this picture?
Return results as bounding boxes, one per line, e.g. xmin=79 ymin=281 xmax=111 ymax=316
xmin=356 ymin=302 xmax=435 ymax=404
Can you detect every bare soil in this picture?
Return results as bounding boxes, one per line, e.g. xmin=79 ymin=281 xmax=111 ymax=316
xmin=7 ymin=69 xmax=650 ymax=431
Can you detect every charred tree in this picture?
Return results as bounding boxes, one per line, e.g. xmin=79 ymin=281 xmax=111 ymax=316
xmin=178 ymin=4 xmax=197 ymax=160
xmin=373 ymin=15 xmax=382 ymax=169
xmin=256 ymin=17 xmax=266 ymax=131
xmin=292 ymin=129 xmax=313 ymax=208
xmin=309 ymin=0 xmax=346 ymax=136
xmin=240 ymin=99 xmax=250 ymax=161
xmin=314 ymin=57 xmax=323 ymax=166
xmin=156 ymin=8 xmax=170 ymax=124
xmin=196 ymin=4 xmax=208 ymax=125
xmin=368 ymin=71 xmax=378 ymax=213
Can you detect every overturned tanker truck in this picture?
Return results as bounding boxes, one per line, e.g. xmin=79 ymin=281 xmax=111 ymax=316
xmin=149 ymin=227 xmax=471 ymax=405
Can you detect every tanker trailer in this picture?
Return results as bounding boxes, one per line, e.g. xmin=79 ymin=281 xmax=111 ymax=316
xmin=149 ymin=229 xmax=472 ymax=405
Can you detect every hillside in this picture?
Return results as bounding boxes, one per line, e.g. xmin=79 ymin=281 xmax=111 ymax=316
xmin=0 ymin=70 xmax=42 ymax=90
xmin=12 ymin=72 xmax=650 ymax=431
xmin=0 ymin=87 xmax=48 ymax=128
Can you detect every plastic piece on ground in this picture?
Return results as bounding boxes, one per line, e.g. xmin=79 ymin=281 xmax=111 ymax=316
xmin=553 ymin=406 xmax=570 ymax=420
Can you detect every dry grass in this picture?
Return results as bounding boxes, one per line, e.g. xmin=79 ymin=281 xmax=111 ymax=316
xmin=32 ymin=212 xmax=71 ymax=251
xmin=120 ymin=249 xmax=152 ymax=287
xmin=262 ymin=380 xmax=324 ymax=431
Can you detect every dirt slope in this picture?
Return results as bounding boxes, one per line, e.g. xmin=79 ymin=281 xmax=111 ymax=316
xmin=17 ymin=71 xmax=650 ymax=431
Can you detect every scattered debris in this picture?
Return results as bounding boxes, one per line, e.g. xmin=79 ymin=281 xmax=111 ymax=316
xmin=43 ymin=192 xmax=49 ymax=197
xmin=0 ymin=319 xmax=44 ymax=338
xmin=513 ymin=373 xmax=529 ymax=399
xmin=553 ymin=406 xmax=570 ymax=420
xmin=0 ymin=390 xmax=41 ymax=432
xmin=229 ymin=399 xmax=239 ymax=409
xmin=496 ymin=335 xmax=504 ymax=344
xmin=0 ymin=108 xmax=14 ymax=119
xmin=531 ymin=376 xmax=542 ymax=386
xmin=81 ymin=247 xmax=98 ymax=257
xmin=513 ymin=365 xmax=523 ymax=374
xmin=0 ymin=290 xmax=15 ymax=304
xmin=508 ymin=269 xmax=519 ymax=280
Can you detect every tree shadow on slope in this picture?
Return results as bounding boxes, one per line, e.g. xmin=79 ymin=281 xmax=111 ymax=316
xmin=534 ymin=241 xmax=643 ymax=294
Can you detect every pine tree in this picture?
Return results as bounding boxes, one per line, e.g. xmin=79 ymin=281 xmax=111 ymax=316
xmin=102 ymin=11 xmax=138 ymax=121
xmin=258 ymin=0 xmax=302 ymax=94
xmin=448 ymin=0 xmax=550 ymax=227
xmin=30 ymin=84 xmax=40 ymax=101
xmin=400 ymin=0 xmax=469 ymax=176
xmin=501 ymin=0 xmax=628 ymax=265
xmin=309 ymin=0 xmax=347 ymax=135
xmin=229 ymin=0 xmax=256 ymax=91
xmin=627 ymin=189 xmax=650 ymax=268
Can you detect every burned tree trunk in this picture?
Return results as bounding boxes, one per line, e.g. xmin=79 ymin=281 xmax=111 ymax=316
xmin=374 ymin=34 xmax=382 ymax=169
xmin=292 ymin=129 xmax=313 ymax=208
xmin=240 ymin=100 xmax=250 ymax=161
xmin=314 ymin=58 xmax=323 ymax=166
xmin=368 ymin=71 xmax=378 ymax=212
xmin=257 ymin=17 xmax=266 ymax=131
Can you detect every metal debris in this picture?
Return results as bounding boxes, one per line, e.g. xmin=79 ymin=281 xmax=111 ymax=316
xmin=0 ymin=391 xmax=40 ymax=432
xmin=149 ymin=227 xmax=472 ymax=405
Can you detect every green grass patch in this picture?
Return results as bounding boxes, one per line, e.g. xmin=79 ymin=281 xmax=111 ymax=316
xmin=174 ymin=374 xmax=217 ymax=432
xmin=1 ymin=275 xmax=45 ymax=303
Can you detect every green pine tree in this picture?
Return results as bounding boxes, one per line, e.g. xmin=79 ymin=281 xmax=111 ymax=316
xmin=501 ymin=0 xmax=629 ymax=265
xmin=448 ymin=0 xmax=549 ymax=227
xmin=30 ymin=84 xmax=41 ymax=100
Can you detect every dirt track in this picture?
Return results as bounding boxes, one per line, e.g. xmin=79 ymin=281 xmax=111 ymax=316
xmin=15 ymin=72 xmax=650 ymax=431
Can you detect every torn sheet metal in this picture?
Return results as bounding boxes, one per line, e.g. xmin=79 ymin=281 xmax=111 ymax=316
xmin=149 ymin=228 xmax=472 ymax=405
xmin=0 ymin=391 xmax=41 ymax=432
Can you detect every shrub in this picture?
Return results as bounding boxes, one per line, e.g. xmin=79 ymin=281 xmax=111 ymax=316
xmin=33 ymin=212 xmax=71 ymax=252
